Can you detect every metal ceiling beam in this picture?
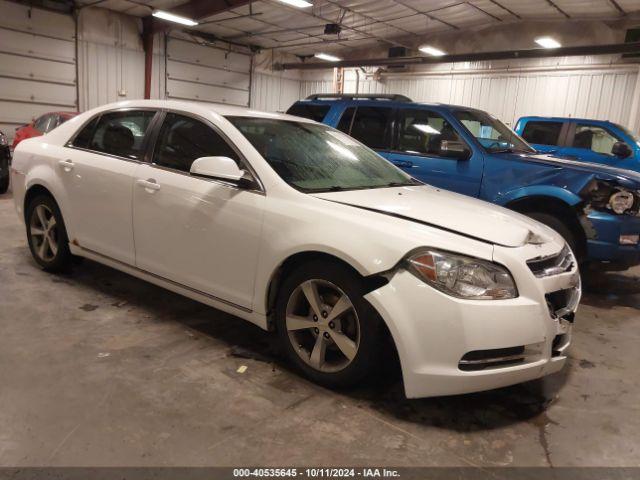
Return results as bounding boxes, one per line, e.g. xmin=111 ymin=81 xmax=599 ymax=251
xmin=487 ymin=0 xmax=521 ymax=19
xmin=277 ymin=41 xmax=640 ymax=70
xmin=262 ymin=0 xmax=412 ymax=49
xmin=390 ymin=0 xmax=460 ymax=30
xmin=608 ymin=0 xmax=627 ymax=15
xmin=322 ymin=0 xmax=417 ymax=39
xmin=545 ymin=0 xmax=571 ymax=19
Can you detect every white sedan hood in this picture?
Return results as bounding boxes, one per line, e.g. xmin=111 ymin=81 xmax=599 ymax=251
xmin=311 ymin=185 xmax=556 ymax=248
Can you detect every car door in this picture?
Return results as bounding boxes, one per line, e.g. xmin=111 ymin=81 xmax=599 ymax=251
xmin=556 ymin=122 xmax=631 ymax=166
xmin=386 ymin=107 xmax=482 ymax=197
xmin=132 ymin=111 xmax=265 ymax=310
xmin=62 ymin=108 xmax=158 ymax=264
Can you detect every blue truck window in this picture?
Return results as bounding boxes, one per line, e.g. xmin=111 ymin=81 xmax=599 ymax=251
xmin=286 ymin=104 xmax=330 ymax=123
xmin=573 ymin=124 xmax=619 ymax=155
xmin=337 ymin=107 xmax=356 ymax=134
xmin=521 ymin=121 xmax=563 ymax=146
xmin=349 ymin=106 xmax=393 ymax=150
xmin=398 ymin=109 xmax=462 ymax=155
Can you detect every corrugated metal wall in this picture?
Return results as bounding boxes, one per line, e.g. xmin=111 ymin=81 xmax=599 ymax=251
xmin=251 ymin=72 xmax=301 ymax=112
xmin=299 ymin=62 xmax=640 ymax=132
xmin=0 ymin=0 xmax=77 ymax=144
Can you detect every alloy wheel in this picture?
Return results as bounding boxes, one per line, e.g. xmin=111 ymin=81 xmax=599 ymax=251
xmin=29 ymin=204 xmax=59 ymax=262
xmin=286 ymin=279 xmax=361 ymax=373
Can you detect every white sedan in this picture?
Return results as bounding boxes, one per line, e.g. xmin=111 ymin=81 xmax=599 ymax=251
xmin=10 ymin=100 xmax=580 ymax=398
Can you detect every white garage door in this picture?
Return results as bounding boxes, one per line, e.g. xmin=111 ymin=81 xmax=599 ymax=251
xmin=166 ymin=36 xmax=251 ymax=107
xmin=0 ymin=0 xmax=77 ymax=144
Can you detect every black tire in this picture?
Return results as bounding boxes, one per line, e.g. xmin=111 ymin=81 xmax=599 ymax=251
xmin=0 ymin=158 xmax=9 ymax=194
xmin=526 ymin=212 xmax=579 ymax=256
xmin=25 ymin=194 xmax=73 ymax=272
xmin=275 ymin=260 xmax=385 ymax=389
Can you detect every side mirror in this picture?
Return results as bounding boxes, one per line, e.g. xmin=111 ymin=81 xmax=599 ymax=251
xmin=440 ymin=140 xmax=471 ymax=160
xmin=611 ymin=141 xmax=632 ymax=159
xmin=190 ymin=156 xmax=252 ymax=187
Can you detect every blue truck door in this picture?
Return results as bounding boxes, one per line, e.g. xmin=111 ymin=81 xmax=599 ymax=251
xmin=556 ymin=122 xmax=633 ymax=166
xmin=385 ymin=107 xmax=483 ymax=197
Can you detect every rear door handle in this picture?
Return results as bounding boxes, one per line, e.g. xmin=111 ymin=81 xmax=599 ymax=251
xmin=58 ymin=159 xmax=74 ymax=172
xmin=136 ymin=178 xmax=161 ymax=192
xmin=392 ymin=160 xmax=413 ymax=168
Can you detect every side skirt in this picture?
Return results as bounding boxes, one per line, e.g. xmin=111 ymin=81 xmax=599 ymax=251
xmin=69 ymin=244 xmax=269 ymax=330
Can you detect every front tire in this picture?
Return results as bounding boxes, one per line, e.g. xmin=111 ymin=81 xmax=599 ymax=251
xmin=275 ymin=260 xmax=384 ymax=389
xmin=526 ymin=212 xmax=579 ymax=257
xmin=26 ymin=194 xmax=73 ymax=272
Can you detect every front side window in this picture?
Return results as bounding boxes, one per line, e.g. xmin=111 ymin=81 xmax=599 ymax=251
xmin=286 ymin=103 xmax=331 ymax=123
xmin=398 ymin=109 xmax=464 ymax=155
xmin=73 ymin=110 xmax=155 ymax=159
xmin=454 ymin=110 xmax=534 ymax=154
xmin=521 ymin=121 xmax=563 ymax=146
xmin=340 ymin=106 xmax=393 ymax=150
xmin=153 ymin=113 xmax=239 ymax=172
xmin=573 ymin=124 xmax=621 ymax=155
xmin=227 ymin=116 xmax=418 ymax=192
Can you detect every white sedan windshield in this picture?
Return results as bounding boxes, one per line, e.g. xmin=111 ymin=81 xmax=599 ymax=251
xmin=227 ymin=117 xmax=419 ymax=192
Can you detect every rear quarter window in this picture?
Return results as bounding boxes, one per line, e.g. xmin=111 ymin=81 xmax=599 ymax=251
xmin=286 ymin=103 xmax=330 ymax=122
xmin=521 ymin=121 xmax=563 ymax=146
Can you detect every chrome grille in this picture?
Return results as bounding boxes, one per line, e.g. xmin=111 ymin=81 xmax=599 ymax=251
xmin=527 ymin=246 xmax=574 ymax=278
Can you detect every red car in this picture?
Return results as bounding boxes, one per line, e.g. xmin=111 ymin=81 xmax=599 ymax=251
xmin=12 ymin=111 xmax=78 ymax=149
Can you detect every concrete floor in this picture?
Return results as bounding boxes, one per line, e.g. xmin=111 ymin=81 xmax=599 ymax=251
xmin=0 ymin=190 xmax=639 ymax=468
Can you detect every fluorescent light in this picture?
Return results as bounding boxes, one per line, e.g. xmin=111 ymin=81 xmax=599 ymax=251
xmin=314 ymin=52 xmax=341 ymax=62
xmin=277 ymin=0 xmax=313 ymax=8
xmin=419 ymin=45 xmax=446 ymax=56
xmin=152 ymin=10 xmax=198 ymax=26
xmin=535 ymin=36 xmax=561 ymax=48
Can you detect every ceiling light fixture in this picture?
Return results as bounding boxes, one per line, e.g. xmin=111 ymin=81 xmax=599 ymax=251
xmin=277 ymin=0 xmax=313 ymax=8
xmin=314 ymin=52 xmax=341 ymax=62
xmin=535 ymin=36 xmax=561 ymax=48
xmin=419 ymin=45 xmax=446 ymax=56
xmin=152 ymin=10 xmax=198 ymax=26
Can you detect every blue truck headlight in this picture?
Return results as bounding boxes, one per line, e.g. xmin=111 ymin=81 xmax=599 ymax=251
xmin=609 ymin=191 xmax=635 ymax=214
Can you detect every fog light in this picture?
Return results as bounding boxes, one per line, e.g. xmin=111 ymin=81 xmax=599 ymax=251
xmin=619 ymin=234 xmax=639 ymax=245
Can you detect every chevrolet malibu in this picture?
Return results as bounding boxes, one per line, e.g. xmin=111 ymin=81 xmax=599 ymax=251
xmin=10 ymin=100 xmax=580 ymax=398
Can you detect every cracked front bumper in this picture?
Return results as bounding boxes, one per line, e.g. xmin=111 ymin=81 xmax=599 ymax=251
xmin=365 ymin=246 xmax=579 ymax=399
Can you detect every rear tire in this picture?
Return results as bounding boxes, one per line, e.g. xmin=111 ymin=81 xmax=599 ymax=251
xmin=275 ymin=260 xmax=384 ymax=389
xmin=25 ymin=194 xmax=73 ymax=272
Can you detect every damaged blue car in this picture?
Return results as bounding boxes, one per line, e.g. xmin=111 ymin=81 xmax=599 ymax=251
xmin=288 ymin=94 xmax=640 ymax=270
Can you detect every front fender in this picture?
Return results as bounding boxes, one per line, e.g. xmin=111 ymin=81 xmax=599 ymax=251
xmin=493 ymin=185 xmax=583 ymax=208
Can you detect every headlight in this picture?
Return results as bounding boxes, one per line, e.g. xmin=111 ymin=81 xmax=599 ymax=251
xmin=406 ymin=249 xmax=517 ymax=300
xmin=609 ymin=191 xmax=635 ymax=214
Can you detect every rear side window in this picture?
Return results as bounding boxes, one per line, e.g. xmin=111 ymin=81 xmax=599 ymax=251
xmin=337 ymin=107 xmax=355 ymax=133
xmin=73 ymin=110 xmax=155 ymax=159
xmin=343 ymin=106 xmax=393 ymax=150
xmin=153 ymin=113 xmax=239 ymax=173
xmin=286 ymin=103 xmax=330 ymax=122
xmin=521 ymin=121 xmax=563 ymax=146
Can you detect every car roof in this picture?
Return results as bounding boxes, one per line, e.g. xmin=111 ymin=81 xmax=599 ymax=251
xmin=517 ymin=115 xmax=617 ymax=125
xmin=88 ymin=99 xmax=315 ymax=123
xmin=293 ymin=97 xmax=485 ymax=113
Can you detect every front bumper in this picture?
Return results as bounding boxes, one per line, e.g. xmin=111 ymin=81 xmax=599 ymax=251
xmin=585 ymin=210 xmax=640 ymax=268
xmin=365 ymin=244 xmax=579 ymax=398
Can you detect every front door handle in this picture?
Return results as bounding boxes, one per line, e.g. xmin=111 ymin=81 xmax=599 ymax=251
xmin=136 ymin=178 xmax=161 ymax=193
xmin=58 ymin=159 xmax=74 ymax=172
xmin=392 ymin=160 xmax=414 ymax=168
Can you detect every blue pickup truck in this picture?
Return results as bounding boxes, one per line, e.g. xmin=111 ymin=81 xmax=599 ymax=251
xmin=515 ymin=116 xmax=640 ymax=171
xmin=287 ymin=94 xmax=640 ymax=270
